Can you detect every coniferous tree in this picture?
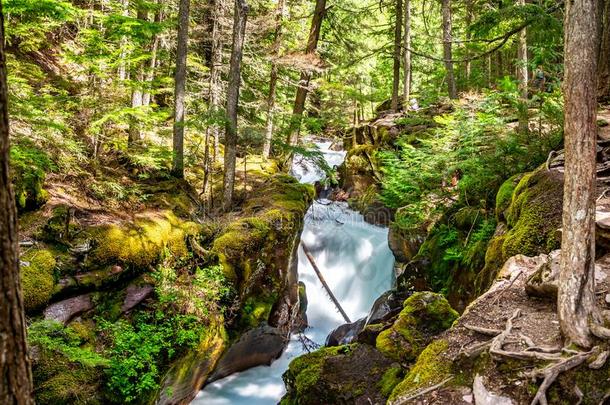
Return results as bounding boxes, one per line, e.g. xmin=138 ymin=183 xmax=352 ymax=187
xmin=391 ymin=0 xmax=402 ymax=111
xmin=559 ymin=0 xmax=600 ymax=348
xmin=172 ymin=0 xmax=191 ymax=178
xmin=222 ymin=0 xmax=249 ymax=211
xmin=262 ymin=0 xmax=285 ymax=159
xmin=442 ymin=0 xmax=456 ymax=99
xmin=287 ymin=0 xmax=327 ymax=147
xmin=0 ymin=1 xmax=34 ymax=401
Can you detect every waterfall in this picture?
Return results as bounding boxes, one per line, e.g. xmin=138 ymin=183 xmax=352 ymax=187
xmin=193 ymin=141 xmax=395 ymax=405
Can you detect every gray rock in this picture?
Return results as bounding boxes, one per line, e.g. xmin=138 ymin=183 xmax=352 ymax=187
xmin=326 ymin=318 xmax=366 ymax=347
xmin=44 ymin=294 xmax=93 ymax=324
xmin=473 ymin=375 xmax=514 ymax=405
xmin=121 ymin=284 xmax=154 ymax=313
xmin=208 ymin=326 xmax=287 ymax=382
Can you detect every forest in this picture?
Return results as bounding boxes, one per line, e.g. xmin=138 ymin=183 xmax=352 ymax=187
xmin=1 ymin=0 xmax=610 ymax=404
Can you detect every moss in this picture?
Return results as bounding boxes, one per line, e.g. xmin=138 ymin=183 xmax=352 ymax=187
xmin=20 ymin=248 xmax=56 ymax=312
xmin=69 ymin=320 xmax=97 ymax=344
xmin=284 ymin=345 xmax=350 ymax=400
xmin=502 ymin=168 xmax=563 ymax=259
xmin=239 ymin=294 xmax=277 ymax=329
xmin=90 ymin=211 xmax=200 ymax=269
xmin=495 ymin=174 xmax=523 ymax=220
xmin=388 ymin=339 xmax=450 ymax=402
xmin=474 ymin=232 xmax=507 ymax=295
xmin=378 ymin=366 xmax=404 ymax=398
xmin=375 ymin=292 xmax=458 ymax=363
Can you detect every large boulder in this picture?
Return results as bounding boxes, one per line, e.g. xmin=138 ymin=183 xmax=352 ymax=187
xmin=475 ymin=167 xmax=563 ymax=295
xmin=208 ymin=326 xmax=287 ymax=382
xmin=281 ymin=344 xmax=398 ymax=405
xmin=375 ymin=292 xmax=458 ymax=363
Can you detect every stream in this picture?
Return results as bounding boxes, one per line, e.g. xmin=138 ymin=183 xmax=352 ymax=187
xmin=193 ymin=141 xmax=396 ymax=405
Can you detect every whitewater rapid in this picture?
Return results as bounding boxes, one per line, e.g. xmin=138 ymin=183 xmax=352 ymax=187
xmin=193 ymin=141 xmax=395 ymax=405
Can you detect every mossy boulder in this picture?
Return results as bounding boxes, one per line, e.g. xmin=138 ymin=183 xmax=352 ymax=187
xmin=475 ymin=167 xmax=563 ymax=295
xmin=89 ymin=211 xmax=201 ymax=269
xmin=388 ymin=339 xmax=450 ymax=402
xmin=20 ymin=248 xmax=56 ymax=312
xmin=281 ymin=344 xmax=395 ymax=405
xmin=375 ymin=292 xmax=458 ymax=363
xmin=212 ymin=174 xmax=313 ymax=328
xmin=495 ymin=174 xmax=523 ymax=221
xmin=502 ymin=168 xmax=563 ymax=258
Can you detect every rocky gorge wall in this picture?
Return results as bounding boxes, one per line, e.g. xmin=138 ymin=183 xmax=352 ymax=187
xmin=19 ymin=173 xmax=313 ymax=404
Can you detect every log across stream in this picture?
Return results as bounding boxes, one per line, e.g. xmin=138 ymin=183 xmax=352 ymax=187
xmin=193 ymin=141 xmax=395 ymax=404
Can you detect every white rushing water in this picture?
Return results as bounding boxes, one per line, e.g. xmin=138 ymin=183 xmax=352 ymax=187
xmin=193 ymin=141 xmax=395 ymax=405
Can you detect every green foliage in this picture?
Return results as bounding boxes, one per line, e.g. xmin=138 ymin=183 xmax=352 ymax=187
xmin=5 ymin=0 xmax=78 ymax=51
xmin=100 ymin=311 xmax=205 ymax=403
xmin=28 ymin=320 xmax=109 ymax=368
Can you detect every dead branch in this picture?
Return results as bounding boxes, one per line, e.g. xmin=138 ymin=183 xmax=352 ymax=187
xmin=389 ymin=376 xmax=454 ymax=405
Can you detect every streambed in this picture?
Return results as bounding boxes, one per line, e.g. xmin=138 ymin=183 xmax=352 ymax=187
xmin=193 ymin=142 xmax=395 ymax=405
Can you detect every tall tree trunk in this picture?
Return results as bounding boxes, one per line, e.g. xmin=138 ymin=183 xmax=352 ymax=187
xmin=464 ymin=0 xmax=473 ymax=85
xmin=442 ymin=0 xmax=456 ymax=99
xmin=403 ymin=0 xmax=411 ymax=107
xmin=222 ymin=0 xmax=249 ymax=212
xmin=172 ymin=0 xmax=191 ymax=178
xmin=517 ymin=0 xmax=529 ymax=133
xmin=118 ymin=0 xmax=129 ymax=81
xmin=287 ymin=0 xmax=326 ymax=146
xmin=262 ymin=0 xmax=285 ymax=159
xmin=0 ymin=3 xmax=34 ymax=402
xmin=209 ymin=0 xmax=224 ymax=163
xmin=559 ymin=0 xmax=600 ymax=349
xmin=599 ymin=0 xmax=610 ymax=100
xmin=128 ymin=6 xmax=148 ymax=146
xmin=142 ymin=2 xmax=162 ymax=107
xmin=391 ymin=0 xmax=403 ymax=111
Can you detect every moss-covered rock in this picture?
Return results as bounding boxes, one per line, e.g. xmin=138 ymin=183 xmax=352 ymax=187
xmin=375 ymin=292 xmax=458 ymax=363
xmin=20 ymin=248 xmax=56 ymax=312
xmin=495 ymin=174 xmax=523 ymax=221
xmin=89 ymin=211 xmax=201 ymax=269
xmin=502 ymin=168 xmax=563 ymax=258
xmin=388 ymin=339 xmax=450 ymax=402
xmin=475 ymin=167 xmax=563 ymax=295
xmin=281 ymin=344 xmax=395 ymax=405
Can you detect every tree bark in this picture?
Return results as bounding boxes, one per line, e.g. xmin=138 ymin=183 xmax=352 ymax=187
xmin=287 ymin=0 xmax=327 ymax=147
xmin=403 ymin=0 xmax=411 ymax=107
xmin=517 ymin=0 xmax=529 ymax=133
xmin=391 ymin=0 xmax=403 ymax=111
xmin=172 ymin=0 xmax=191 ymax=178
xmin=442 ymin=0 xmax=456 ymax=99
xmin=222 ymin=0 xmax=249 ymax=212
xmin=209 ymin=0 xmax=224 ymax=163
xmin=0 ymin=2 xmax=34 ymax=402
xmin=128 ymin=6 xmax=149 ymax=146
xmin=559 ymin=0 xmax=600 ymax=349
xmin=118 ymin=0 xmax=129 ymax=81
xmin=262 ymin=0 xmax=285 ymax=159
xmin=464 ymin=0 xmax=473 ymax=85
xmin=142 ymin=1 xmax=163 ymax=107
xmin=598 ymin=0 xmax=610 ymax=100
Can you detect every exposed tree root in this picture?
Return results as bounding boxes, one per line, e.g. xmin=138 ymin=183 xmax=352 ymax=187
xmin=463 ymin=324 xmax=502 ymax=336
xmin=482 ymin=308 xmax=606 ymax=405
xmin=527 ymin=349 xmax=596 ymax=405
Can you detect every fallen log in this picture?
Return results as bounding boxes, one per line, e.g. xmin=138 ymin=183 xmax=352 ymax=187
xmin=301 ymin=242 xmax=351 ymax=324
